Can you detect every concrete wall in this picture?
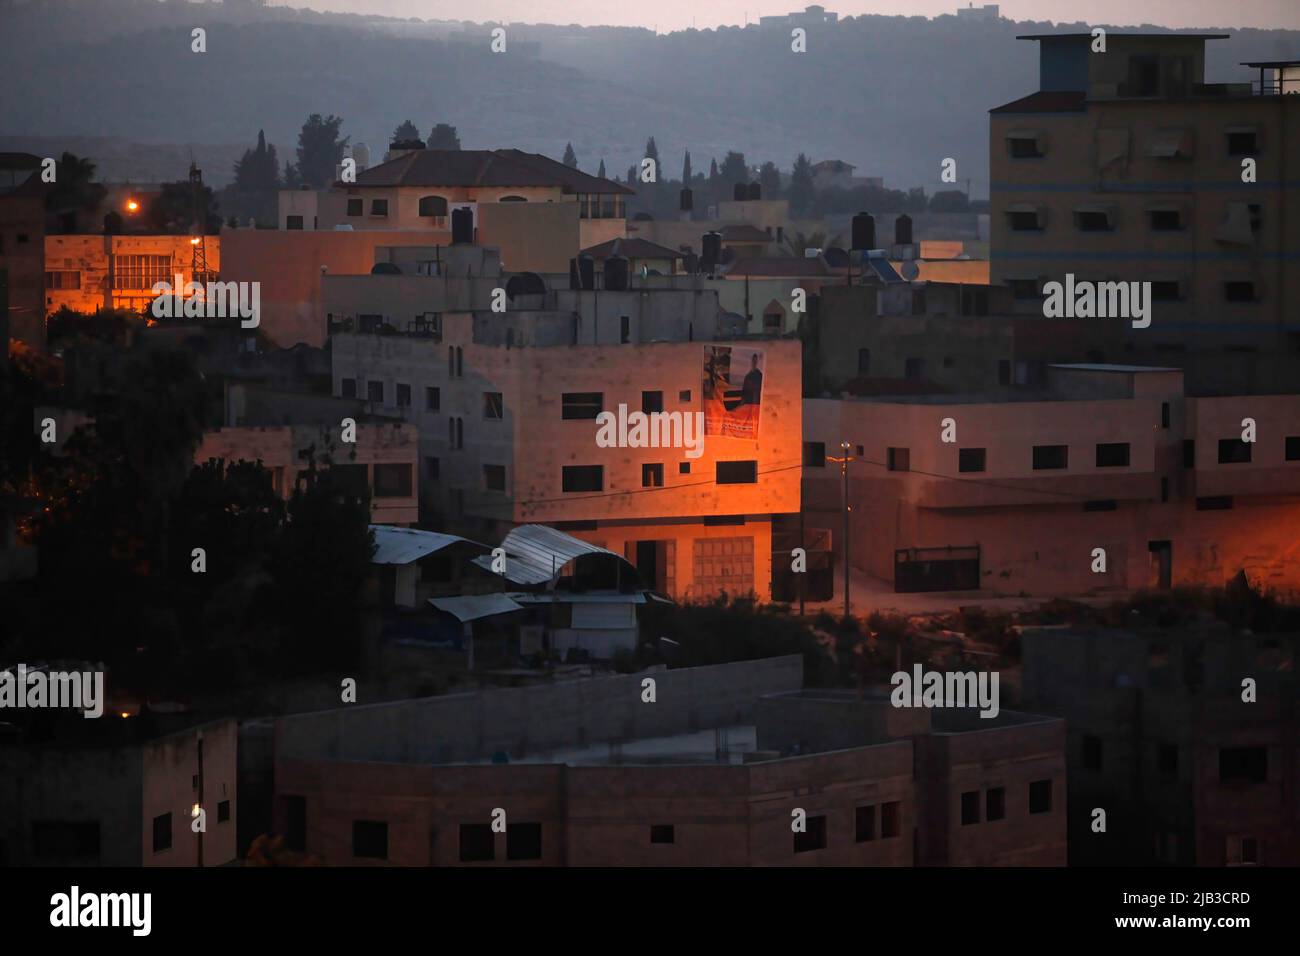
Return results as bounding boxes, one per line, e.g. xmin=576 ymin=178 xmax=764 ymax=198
xmin=275 ymin=655 xmax=804 ymax=764
xmin=0 ymin=190 xmax=44 ymax=348
xmin=141 ymin=720 xmax=239 ymax=867
xmin=44 ymin=234 xmax=220 ymax=316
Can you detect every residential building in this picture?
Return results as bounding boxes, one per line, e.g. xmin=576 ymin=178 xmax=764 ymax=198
xmin=0 ymin=718 xmax=238 ymax=867
xmin=271 ymin=655 xmax=1065 ymax=866
xmin=990 ymin=35 xmax=1300 ymax=394
xmin=44 ymin=234 xmax=221 ymax=315
xmin=1022 ymin=626 xmax=1300 ymax=865
xmin=0 ymin=153 xmax=46 ymax=349
xmin=803 ymin=363 xmax=1300 ymax=597
xmin=195 ymin=421 xmax=420 ymax=526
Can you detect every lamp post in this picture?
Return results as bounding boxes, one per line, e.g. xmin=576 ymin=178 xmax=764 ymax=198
xmin=826 ymin=441 xmax=855 ymax=621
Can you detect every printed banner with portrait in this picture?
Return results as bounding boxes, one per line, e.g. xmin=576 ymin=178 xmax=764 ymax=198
xmin=703 ymin=345 xmax=764 ymax=440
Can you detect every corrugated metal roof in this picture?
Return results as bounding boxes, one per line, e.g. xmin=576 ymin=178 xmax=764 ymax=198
xmin=472 ymin=524 xmax=634 ymax=585
xmin=370 ymin=525 xmax=485 ymax=565
xmin=508 ymin=591 xmax=647 ymax=605
xmin=428 ymin=593 xmax=524 ymax=622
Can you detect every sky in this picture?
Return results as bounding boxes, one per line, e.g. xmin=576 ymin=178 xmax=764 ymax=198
xmin=272 ymin=0 xmax=1300 ymax=32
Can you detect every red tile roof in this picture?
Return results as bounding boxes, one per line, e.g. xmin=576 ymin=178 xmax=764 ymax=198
xmin=349 ymin=148 xmax=632 ymax=194
xmin=990 ymin=91 xmax=1087 ymax=114
xmin=581 ymin=238 xmax=684 ymax=260
xmin=723 ymin=257 xmax=831 ymax=278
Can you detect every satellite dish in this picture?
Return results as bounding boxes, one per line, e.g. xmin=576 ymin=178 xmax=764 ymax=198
xmin=900 ymin=260 xmax=920 ymax=280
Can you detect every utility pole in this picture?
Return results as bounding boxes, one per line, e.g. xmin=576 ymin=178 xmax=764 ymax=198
xmin=826 ymin=441 xmax=855 ymax=620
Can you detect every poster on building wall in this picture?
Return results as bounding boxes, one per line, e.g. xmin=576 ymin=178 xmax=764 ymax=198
xmin=703 ymin=345 xmax=764 ymax=440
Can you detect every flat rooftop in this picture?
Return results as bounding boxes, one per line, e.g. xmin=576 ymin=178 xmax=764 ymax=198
xmin=465 ymin=725 xmax=761 ymax=767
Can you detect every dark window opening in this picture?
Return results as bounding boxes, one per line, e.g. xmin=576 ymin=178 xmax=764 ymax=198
xmin=506 ymin=823 xmax=542 ymax=861
xmin=484 ymin=464 xmax=506 ymax=492
xmin=959 ymin=448 xmax=986 ymax=473
xmin=1220 ymin=746 xmax=1267 ymax=784
xmin=1029 ymin=780 xmax=1052 ymax=814
xmin=1218 ymin=438 xmax=1252 ymax=464
xmin=960 ymin=791 xmax=980 ymax=826
xmin=562 ymin=465 xmax=604 ymax=493
xmin=887 ymin=447 xmax=910 ymax=472
xmin=152 ymin=813 xmax=172 ymax=853
xmin=1033 ymin=445 xmax=1068 ymax=470
xmin=373 ymin=463 xmax=412 ymax=498
xmin=793 ymin=814 xmax=827 ymax=853
xmin=716 ymin=460 xmax=758 ymax=484
xmin=881 ymin=802 xmax=901 ymax=838
xmin=459 ymin=823 xmax=495 ymax=862
xmin=1096 ymin=442 xmax=1131 ymax=467
xmin=855 ymin=805 xmax=876 ymax=843
xmin=650 ymin=825 xmax=675 ymax=845
xmin=985 ymin=787 xmax=1006 ymax=822
xmin=352 ymin=820 xmax=388 ymax=859
xmin=642 ymin=390 xmax=664 ymax=414
xmin=562 ymin=392 xmax=603 ymax=420
xmin=641 ymin=463 xmax=664 ymax=488
xmin=804 ymin=442 xmax=826 ymax=468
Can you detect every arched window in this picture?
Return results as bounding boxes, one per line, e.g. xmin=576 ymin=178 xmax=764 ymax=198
xmin=499 ymin=195 xmax=527 ymax=203
xmin=418 ymin=195 xmax=449 ymax=218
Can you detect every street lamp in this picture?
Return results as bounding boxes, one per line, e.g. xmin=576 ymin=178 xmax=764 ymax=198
xmin=826 ymin=441 xmax=856 ymax=620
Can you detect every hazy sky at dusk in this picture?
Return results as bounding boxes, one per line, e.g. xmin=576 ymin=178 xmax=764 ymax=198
xmin=272 ymin=0 xmax=1300 ymax=32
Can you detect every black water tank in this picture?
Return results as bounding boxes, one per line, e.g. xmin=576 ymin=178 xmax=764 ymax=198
xmin=683 ymin=251 xmax=699 ymax=274
xmin=451 ymin=207 xmax=473 ymax=245
xmin=578 ymin=254 xmax=595 ymax=291
xmin=748 ymin=182 xmax=761 ymax=200
xmin=851 ymin=211 xmax=875 ymax=251
xmin=604 ymin=255 xmax=629 ymax=292
xmin=569 ymin=258 xmax=581 ymax=290
xmin=680 ymin=187 xmax=693 ymax=212
xmin=701 ymin=232 xmax=722 ymax=272
xmin=733 ymin=182 xmax=747 ymax=201
xmin=895 ymin=213 xmax=913 ymax=246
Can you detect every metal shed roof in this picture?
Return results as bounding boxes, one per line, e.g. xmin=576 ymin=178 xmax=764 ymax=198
xmin=428 ymin=593 xmax=525 ymax=622
xmin=370 ymin=525 xmax=486 ymax=565
xmin=472 ymin=524 xmax=635 ymax=585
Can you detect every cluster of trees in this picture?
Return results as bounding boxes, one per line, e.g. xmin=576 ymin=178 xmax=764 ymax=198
xmin=0 ymin=351 xmax=374 ymax=698
xmin=603 ymin=141 xmax=981 ymax=220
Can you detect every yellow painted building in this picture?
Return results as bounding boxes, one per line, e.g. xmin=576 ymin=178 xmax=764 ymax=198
xmin=44 ymin=234 xmax=220 ymax=315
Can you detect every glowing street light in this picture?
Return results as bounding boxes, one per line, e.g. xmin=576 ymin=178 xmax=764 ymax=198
xmin=125 ymin=199 xmax=139 ymax=213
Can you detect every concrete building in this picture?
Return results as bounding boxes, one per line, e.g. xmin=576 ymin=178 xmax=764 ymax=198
xmin=195 ymin=421 xmax=420 ymax=526
xmin=0 ymin=717 xmax=238 ymax=866
xmin=1022 ymin=626 xmax=1299 ymax=866
xmin=0 ymin=153 xmax=46 ymax=349
xmin=311 ymin=147 xmax=631 ymax=252
xmin=44 ymin=234 xmax=221 ymax=316
xmin=803 ymin=363 xmax=1300 ymax=597
xmin=989 ymin=35 xmax=1300 ymax=394
xmin=271 ymin=655 xmax=1065 ymax=866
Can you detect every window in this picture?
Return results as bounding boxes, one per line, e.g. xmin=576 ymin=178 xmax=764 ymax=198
xmin=1161 ymin=477 xmax=1169 ymax=503
xmin=1219 ymin=746 xmax=1267 ymax=784
xmin=1009 ymin=280 xmax=1042 ymax=305
xmin=562 ymin=465 xmax=603 ymax=493
xmin=425 ymin=457 xmax=440 ymax=482
xmin=286 ymin=215 xmax=304 ymax=230
xmin=716 ymin=460 xmax=758 ymax=484
xmin=959 ymin=448 xmax=986 ymax=473
xmin=1096 ymin=443 xmax=1130 ymax=467
xmin=1161 ymin=402 xmax=1171 ymax=428
xmin=396 ymin=383 xmax=411 ymax=407
xmin=373 ymin=464 xmax=412 ymax=498
xmin=1029 ymin=780 xmax=1052 ymax=814
xmin=1183 ymin=439 xmax=1196 ymax=468
xmin=418 ymin=195 xmax=448 ymax=218
xmin=483 ymin=391 xmax=503 ymax=420
xmin=562 ymin=392 xmax=603 ymax=420
xmin=998 ymin=359 xmax=1011 ymax=385
xmin=1286 ymin=437 xmax=1300 ymax=462
xmin=352 ymin=820 xmax=388 ymax=860
xmin=620 ymin=315 xmax=631 ymax=344
xmin=642 ymin=463 xmax=664 ymax=488
xmin=641 ymin=390 xmax=663 ymax=414
xmin=985 ymin=787 xmax=1006 ymax=822
xmin=347 ymin=198 xmax=363 ymax=216
xmin=792 ymin=814 xmax=827 ymax=853
xmin=1007 ymin=210 xmax=1042 ymax=232
xmin=1083 ymin=734 xmax=1103 ymax=772
xmin=679 ymin=462 xmax=690 ymax=474
xmin=1240 ymin=837 xmax=1259 ymax=865
xmin=483 ymin=464 xmax=506 ymax=493
xmin=217 ymin=801 xmax=230 ymax=823
xmin=857 ymin=348 xmax=871 ymax=374
xmin=453 ymin=417 xmax=463 ymax=450
xmin=506 ymin=823 xmax=542 ymax=861
xmin=367 ymin=380 xmax=384 ymax=404
xmin=1148 ymin=208 xmax=1184 ymax=231
xmin=960 ymin=791 xmax=980 ymax=825
xmin=1197 ymin=496 xmax=1234 ymax=511
xmin=370 ymin=198 xmax=388 ymax=216
xmin=1151 ymin=280 xmax=1181 ymax=302
xmin=881 ymin=801 xmax=901 ymax=838
xmin=45 ymin=271 xmax=80 ymax=290
xmin=650 ymin=825 xmax=675 ymax=845
xmin=1218 ymin=438 xmax=1252 ymax=464
xmin=804 ymin=442 xmax=826 ymax=468
xmin=283 ymin=795 xmax=307 ymax=852
xmin=678 ymin=389 xmax=691 ymax=402
xmin=904 ymin=357 xmax=925 ymax=380
xmin=425 ymin=386 xmax=440 ymax=411
xmin=1224 ymin=281 xmax=1258 ymax=303
xmin=1008 ymin=133 xmax=1044 ymax=159
xmin=855 ymin=805 xmax=876 ymax=843
xmin=113 ymin=254 xmax=171 ymax=290
xmin=1226 ymin=128 xmax=1259 ymax=155
xmin=152 ymin=813 xmax=172 ymax=853
xmin=456 ymin=347 xmax=463 ymax=377
xmin=459 ymin=823 xmax=494 ymax=862
xmin=1158 ymin=743 xmax=1178 ymax=777
xmin=1033 ymin=445 xmax=1068 ymax=470
xmin=1074 ymin=208 xmax=1113 ymax=232
xmin=887 ymin=447 xmax=910 ymax=472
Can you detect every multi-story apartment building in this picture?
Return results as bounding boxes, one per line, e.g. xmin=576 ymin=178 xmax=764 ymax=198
xmin=44 ymin=234 xmax=221 ymax=315
xmin=271 ymin=656 xmax=1066 ymax=866
xmin=327 ymin=243 xmax=801 ymax=602
xmin=1022 ymin=626 xmax=1300 ymax=866
xmin=195 ymin=421 xmax=420 ymax=526
xmin=0 ymin=152 xmax=46 ymax=349
xmin=804 ymin=363 xmax=1300 ymax=597
xmin=989 ymin=34 xmax=1300 ymax=394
